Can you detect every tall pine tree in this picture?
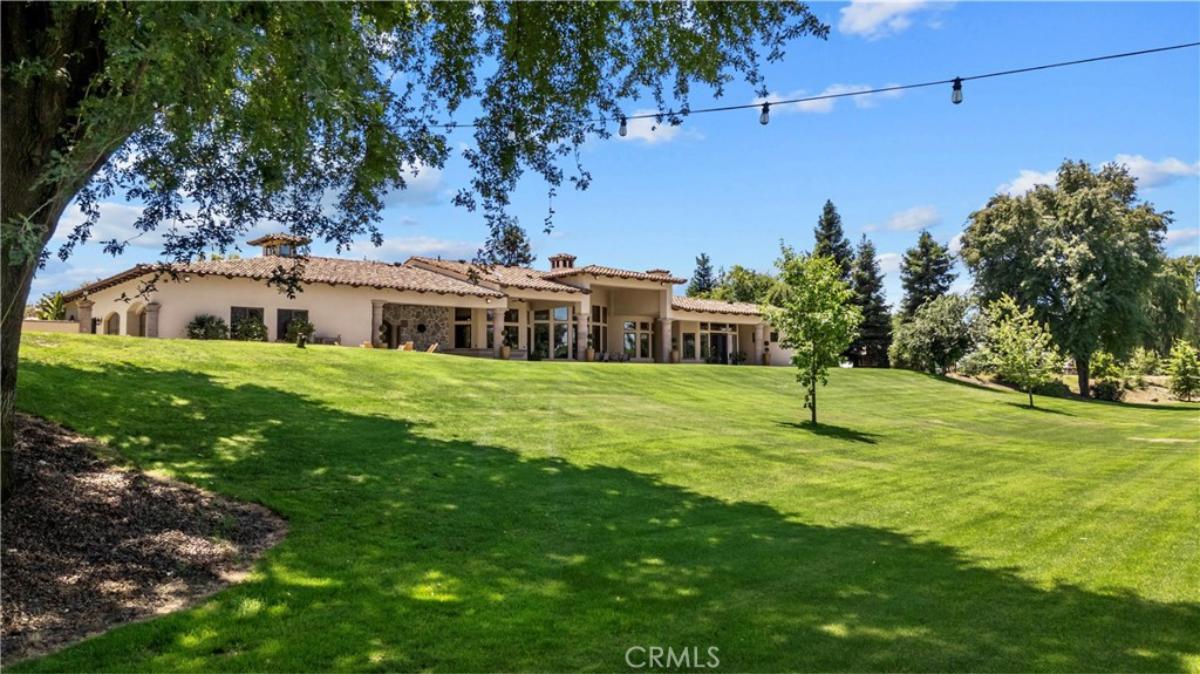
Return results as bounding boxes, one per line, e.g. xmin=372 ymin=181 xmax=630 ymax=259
xmin=688 ymin=253 xmax=717 ymax=297
xmin=813 ymin=199 xmax=853 ymax=281
xmin=900 ymin=230 xmax=956 ymax=317
xmin=849 ymin=235 xmax=892 ymax=367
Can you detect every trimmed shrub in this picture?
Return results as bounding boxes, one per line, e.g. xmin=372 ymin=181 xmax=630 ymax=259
xmin=231 ymin=317 xmax=268 ymax=341
xmin=284 ymin=318 xmax=315 ymax=343
xmin=1090 ymin=380 xmax=1125 ymax=402
xmin=186 ymin=314 xmax=228 ymax=340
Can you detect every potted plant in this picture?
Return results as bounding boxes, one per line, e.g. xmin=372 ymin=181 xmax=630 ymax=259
xmin=585 ymin=334 xmax=595 ymax=362
xmin=500 ymin=334 xmax=512 ymax=360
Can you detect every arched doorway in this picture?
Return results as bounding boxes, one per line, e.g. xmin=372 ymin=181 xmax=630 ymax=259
xmin=126 ymin=303 xmax=146 ymax=337
xmin=103 ymin=312 xmax=121 ymax=335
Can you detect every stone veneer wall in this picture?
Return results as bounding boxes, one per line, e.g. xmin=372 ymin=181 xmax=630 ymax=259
xmin=382 ymin=304 xmax=448 ymax=351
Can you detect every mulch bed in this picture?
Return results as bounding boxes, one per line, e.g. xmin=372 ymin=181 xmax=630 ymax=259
xmin=1 ymin=414 xmax=286 ymax=663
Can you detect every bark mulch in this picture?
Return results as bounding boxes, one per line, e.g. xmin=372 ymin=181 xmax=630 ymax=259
xmin=1 ymin=414 xmax=286 ymax=663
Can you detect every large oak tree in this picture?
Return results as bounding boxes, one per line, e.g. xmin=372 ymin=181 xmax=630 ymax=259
xmin=960 ymin=160 xmax=1168 ymax=396
xmin=1 ymin=2 xmax=828 ymax=498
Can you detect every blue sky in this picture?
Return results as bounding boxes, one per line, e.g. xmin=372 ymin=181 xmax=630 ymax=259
xmin=36 ymin=1 xmax=1200 ymax=306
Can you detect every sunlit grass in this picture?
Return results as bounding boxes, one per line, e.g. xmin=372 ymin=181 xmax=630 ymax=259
xmin=11 ymin=333 xmax=1200 ymax=672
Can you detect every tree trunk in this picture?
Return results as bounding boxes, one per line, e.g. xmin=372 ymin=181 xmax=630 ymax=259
xmin=1028 ymin=387 xmax=1034 ymax=408
xmin=1076 ymin=356 xmax=1090 ymax=399
xmin=2 ymin=3 xmax=114 ymax=501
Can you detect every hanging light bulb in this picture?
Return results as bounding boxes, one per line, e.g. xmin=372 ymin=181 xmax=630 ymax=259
xmin=951 ymin=77 xmax=963 ymax=105
xmin=759 ymin=102 xmax=770 ymax=126
xmin=618 ymin=116 xmax=627 ymax=137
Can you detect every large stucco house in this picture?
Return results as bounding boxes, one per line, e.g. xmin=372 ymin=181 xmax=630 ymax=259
xmin=60 ymin=234 xmax=793 ymax=365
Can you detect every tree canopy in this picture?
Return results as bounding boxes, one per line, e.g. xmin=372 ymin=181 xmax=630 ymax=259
xmin=762 ymin=253 xmax=861 ymax=425
xmin=1 ymin=1 xmax=829 ymax=499
xmin=899 ymin=230 xmax=956 ymax=317
xmin=889 ymin=293 xmax=974 ymax=375
xmin=480 ymin=218 xmax=535 ymax=267
xmin=960 ymin=160 xmax=1169 ymax=396
xmin=982 ymin=294 xmax=1062 ymax=408
xmin=812 ymin=199 xmax=853 ymax=282
xmin=711 ymin=264 xmax=777 ymax=304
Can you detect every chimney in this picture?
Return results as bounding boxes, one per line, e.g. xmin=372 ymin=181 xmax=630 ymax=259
xmin=548 ymin=253 xmax=576 ymax=270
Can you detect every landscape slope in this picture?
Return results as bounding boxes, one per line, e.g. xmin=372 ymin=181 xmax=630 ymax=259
xmin=11 ymin=334 xmax=1200 ymax=672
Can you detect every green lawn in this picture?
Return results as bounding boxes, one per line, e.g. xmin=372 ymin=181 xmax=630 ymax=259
xmin=11 ymin=333 xmax=1200 ymax=672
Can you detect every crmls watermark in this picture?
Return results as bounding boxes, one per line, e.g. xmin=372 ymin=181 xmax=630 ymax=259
xmin=625 ymin=646 xmax=720 ymax=669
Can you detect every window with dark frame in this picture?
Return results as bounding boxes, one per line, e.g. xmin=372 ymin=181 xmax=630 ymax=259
xmin=276 ymin=309 xmax=308 ymax=341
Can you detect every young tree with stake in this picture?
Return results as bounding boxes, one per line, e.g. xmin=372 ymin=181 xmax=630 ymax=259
xmin=763 ymin=254 xmax=861 ymax=425
xmin=984 ymin=295 xmax=1063 ymax=408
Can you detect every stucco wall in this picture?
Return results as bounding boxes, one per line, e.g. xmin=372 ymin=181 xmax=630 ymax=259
xmin=79 ymin=273 xmax=496 ymax=345
xmin=22 ymin=319 xmax=79 ymax=334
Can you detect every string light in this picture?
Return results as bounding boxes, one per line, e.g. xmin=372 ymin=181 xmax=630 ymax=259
xmin=433 ymin=41 xmax=1198 ymax=131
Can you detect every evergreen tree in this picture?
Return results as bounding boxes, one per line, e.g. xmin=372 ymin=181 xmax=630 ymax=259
xmin=1167 ymin=340 xmax=1200 ymax=402
xmin=849 ymin=236 xmax=892 ymax=367
xmin=481 ymin=220 xmax=534 ymax=267
xmin=900 ymin=230 xmax=956 ymax=317
xmin=813 ymin=199 xmax=853 ymax=281
xmin=688 ymin=253 xmax=718 ymax=297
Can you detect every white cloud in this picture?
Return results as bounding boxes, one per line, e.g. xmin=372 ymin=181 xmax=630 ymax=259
xmin=382 ymin=161 xmax=445 ymax=206
xmin=862 ymin=223 xmax=879 ymax=233
xmin=948 ymin=232 xmax=964 ymax=256
xmin=753 ymin=83 xmax=902 ymax=115
xmin=878 ymin=252 xmax=902 ymax=274
xmin=838 ymin=1 xmax=949 ymax=40
xmin=1113 ymin=154 xmax=1200 ymax=189
xmin=1000 ymin=155 xmax=1199 ymax=196
xmin=349 ymin=236 xmax=478 ymax=263
xmin=998 ymin=169 xmax=1057 ymax=196
xmin=1166 ymin=227 xmax=1200 ymax=248
xmin=887 ymin=205 xmax=940 ymax=231
xmin=616 ymin=109 xmax=699 ymax=145
xmin=51 ymin=201 xmax=164 ymax=249
xmin=30 ymin=260 xmax=115 ymax=296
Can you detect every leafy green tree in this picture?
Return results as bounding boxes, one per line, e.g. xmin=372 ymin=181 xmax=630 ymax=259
xmin=1166 ymin=340 xmax=1200 ymax=402
xmin=889 ymin=293 xmax=974 ymax=374
xmin=961 ymin=160 xmax=1169 ymax=397
xmin=688 ymin=253 xmax=718 ymax=297
xmin=480 ymin=218 xmax=534 ymax=267
xmin=848 ymin=235 xmax=891 ymax=367
xmin=899 ymin=230 xmax=955 ymax=317
xmin=1 ymin=2 xmax=828 ymax=498
xmin=34 ymin=292 xmax=67 ymax=320
xmin=1088 ymin=350 xmax=1126 ymax=401
xmin=813 ymin=199 xmax=853 ymax=281
xmin=983 ymin=295 xmax=1063 ymax=408
xmin=711 ymin=265 xmax=777 ymax=304
xmin=762 ymin=254 xmax=861 ymax=425
xmin=1144 ymin=256 xmax=1199 ymax=355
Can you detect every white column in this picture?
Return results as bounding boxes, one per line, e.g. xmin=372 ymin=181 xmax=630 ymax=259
xmin=726 ymin=329 xmax=734 ymax=362
xmin=145 ymin=301 xmax=161 ymax=338
xmin=754 ymin=323 xmax=765 ymax=365
xmin=493 ymin=307 xmax=505 ymax=357
xmin=370 ymin=299 xmax=385 ymax=347
xmin=576 ymin=311 xmax=589 ymax=360
xmin=658 ymin=318 xmax=673 ymax=363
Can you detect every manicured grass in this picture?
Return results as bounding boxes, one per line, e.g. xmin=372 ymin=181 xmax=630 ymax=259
xmin=11 ymin=333 xmax=1200 ymax=672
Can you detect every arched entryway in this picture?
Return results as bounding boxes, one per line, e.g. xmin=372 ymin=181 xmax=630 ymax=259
xmin=103 ymin=312 xmax=121 ymax=335
xmin=126 ymin=302 xmax=146 ymax=337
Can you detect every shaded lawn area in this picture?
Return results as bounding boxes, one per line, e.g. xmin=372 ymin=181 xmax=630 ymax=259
xmin=10 ymin=333 xmax=1200 ymax=672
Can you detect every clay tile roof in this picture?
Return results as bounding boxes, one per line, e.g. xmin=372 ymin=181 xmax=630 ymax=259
xmin=64 ymin=256 xmax=504 ymax=302
xmin=671 ymin=295 xmax=762 ymax=316
xmin=246 ymin=233 xmax=313 ymax=246
xmin=407 ymin=257 xmax=586 ymax=294
xmin=542 ymin=264 xmax=686 ymax=284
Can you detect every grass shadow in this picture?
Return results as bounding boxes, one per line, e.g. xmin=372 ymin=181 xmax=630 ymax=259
xmin=1001 ymin=401 xmax=1074 ymax=416
xmin=775 ymin=420 xmax=881 ymax=444
xmin=8 ymin=360 xmax=1199 ymax=672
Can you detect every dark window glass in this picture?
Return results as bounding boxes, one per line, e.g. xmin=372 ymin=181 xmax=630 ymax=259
xmin=639 ymin=321 xmax=650 ymax=331
xmin=770 ymin=331 xmax=779 ymax=343
xmin=591 ymin=305 xmax=601 ymax=322
xmin=534 ymin=309 xmax=550 ymax=321
xmin=554 ymin=323 xmax=569 ymax=358
xmin=504 ymin=309 xmax=519 ymax=323
xmin=591 ymin=326 xmax=601 ymax=351
xmin=276 ymin=309 xmax=308 ymax=341
xmin=454 ymin=308 xmax=472 ymax=322
xmin=534 ymin=324 xmax=550 ymax=358
xmin=231 ymin=306 xmax=264 ymax=326
xmin=602 ymin=306 xmax=608 ymax=323
xmin=454 ymin=323 xmax=472 ymax=348
xmin=683 ymin=333 xmax=697 ymax=359
xmin=639 ymin=333 xmax=651 ymax=359
xmin=503 ymin=326 xmax=519 ymax=347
